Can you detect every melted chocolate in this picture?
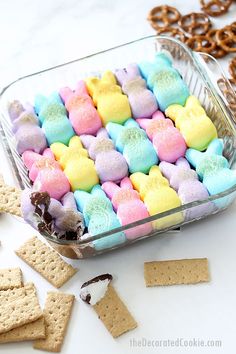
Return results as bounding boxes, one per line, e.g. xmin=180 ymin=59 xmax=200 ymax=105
xmin=81 ymin=273 xmax=113 ymax=289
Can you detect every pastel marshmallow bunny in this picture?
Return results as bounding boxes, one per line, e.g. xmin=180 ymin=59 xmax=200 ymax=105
xmin=22 ymin=148 xmax=70 ymax=200
xmin=34 ymin=92 xmax=75 ymax=145
xmin=50 ymin=136 xmax=99 ymax=192
xmin=102 ymin=177 xmax=152 ymax=239
xmin=186 ymin=139 xmax=236 ymax=208
xmin=59 ymin=81 xmax=102 ymax=136
xmin=137 ymin=110 xmax=186 ymax=163
xmin=74 ymin=185 xmax=126 ymax=251
xmin=115 ymin=63 xmax=158 ymax=118
xmin=106 ymin=118 xmax=158 ymax=173
xmin=159 ymin=157 xmax=214 ymax=220
xmin=130 ymin=165 xmax=183 ymax=229
xmin=139 ymin=52 xmax=189 ymax=111
xmin=86 ymin=71 xmax=131 ymax=125
xmin=80 ymin=128 xmax=128 ymax=183
xmin=165 ymin=95 xmax=217 ymax=151
xmin=8 ymin=100 xmax=47 ymax=154
xmin=21 ymin=189 xmax=85 ymax=238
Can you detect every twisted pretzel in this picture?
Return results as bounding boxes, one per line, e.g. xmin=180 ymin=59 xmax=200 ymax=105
xmin=206 ymin=29 xmax=227 ymax=58
xmin=178 ymin=12 xmax=211 ymax=36
xmin=186 ymin=35 xmax=216 ymax=53
xmin=200 ymin=0 xmax=233 ymax=17
xmin=156 ymin=27 xmax=187 ymax=43
xmin=229 ymin=57 xmax=236 ymax=83
xmin=216 ymin=24 xmax=236 ymax=52
xmin=148 ymin=5 xmax=181 ymax=30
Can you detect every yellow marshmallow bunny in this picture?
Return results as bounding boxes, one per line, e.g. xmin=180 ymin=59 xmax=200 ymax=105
xmin=51 ymin=136 xmax=99 ymax=192
xmin=165 ymin=95 xmax=217 ymax=151
xmin=86 ymin=71 xmax=131 ymax=126
xmin=130 ymin=166 xmax=183 ymax=229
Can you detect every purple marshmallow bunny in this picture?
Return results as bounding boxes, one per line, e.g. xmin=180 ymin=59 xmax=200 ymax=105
xmin=115 ymin=63 xmax=158 ymax=119
xmin=21 ymin=189 xmax=84 ymax=238
xmin=159 ymin=157 xmax=215 ymax=220
xmin=80 ymin=128 xmax=128 ymax=183
xmin=8 ymin=100 xmax=47 ymax=155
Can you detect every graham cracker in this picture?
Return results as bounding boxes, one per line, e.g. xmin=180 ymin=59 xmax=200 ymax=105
xmin=34 ymin=292 xmax=75 ymax=352
xmin=0 ymin=176 xmax=22 ymax=217
xmin=93 ymin=284 xmax=137 ymax=338
xmin=0 ymin=282 xmax=43 ymax=334
xmin=144 ymin=258 xmax=209 ymax=287
xmin=0 ymin=317 xmax=45 ymax=343
xmin=0 ymin=267 xmax=23 ymax=290
xmin=15 ymin=236 xmax=77 ymax=288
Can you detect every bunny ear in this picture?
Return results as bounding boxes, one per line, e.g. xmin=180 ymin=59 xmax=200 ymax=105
xmin=74 ymin=190 xmax=91 ymax=214
xmin=136 ymin=118 xmax=151 ymax=131
xmin=34 ymin=94 xmax=47 ymax=114
xmin=80 ymin=135 xmax=95 ymax=150
xmin=165 ymin=103 xmax=183 ymax=123
xmin=152 ymin=110 xmax=165 ymax=120
xmin=149 ymin=165 xmax=163 ymax=179
xmin=185 ymin=148 xmax=203 ymax=168
xmin=120 ymin=177 xmax=133 ymax=190
xmin=85 ymin=77 xmax=100 ymax=96
xmin=91 ymin=184 xmax=107 ymax=198
xmin=138 ymin=61 xmax=152 ymax=80
xmin=127 ymin=63 xmax=140 ymax=77
xmin=59 ymin=87 xmax=73 ymax=103
xmin=50 ymin=92 xmax=62 ymax=104
xmin=175 ymin=157 xmax=190 ymax=169
xmin=23 ymin=103 xmax=35 ymax=114
xmin=115 ymin=68 xmax=126 ymax=86
xmin=185 ymin=95 xmax=201 ymax=109
xmin=206 ymin=138 xmax=224 ymax=156
xmin=75 ymin=81 xmax=88 ymax=96
xmin=69 ymin=136 xmax=83 ymax=150
xmin=61 ymin=192 xmax=77 ymax=210
xmin=48 ymin=199 xmax=63 ymax=219
xmin=22 ymin=151 xmax=41 ymax=170
xmin=159 ymin=161 xmax=176 ymax=180
xmin=106 ymin=122 xmax=124 ymax=143
xmin=102 ymin=71 xmax=116 ymax=85
xmin=96 ymin=127 xmax=108 ymax=139
xmin=50 ymin=142 xmax=68 ymax=161
xmin=124 ymin=118 xmax=139 ymax=129
xmin=102 ymin=181 xmax=120 ymax=200
xmin=155 ymin=52 xmax=172 ymax=68
xmin=130 ymin=172 xmax=147 ymax=193
xmin=42 ymin=148 xmax=55 ymax=159
xmin=8 ymin=100 xmax=25 ymax=121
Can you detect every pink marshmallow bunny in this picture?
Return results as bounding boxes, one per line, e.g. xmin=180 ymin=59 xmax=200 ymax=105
xmin=22 ymin=148 xmax=70 ymax=200
xmin=59 ymin=80 xmax=102 ymax=136
xmin=80 ymin=128 xmax=128 ymax=183
xmin=137 ymin=110 xmax=186 ymax=163
xmin=115 ymin=63 xmax=158 ymax=119
xmin=102 ymin=177 xmax=152 ymax=239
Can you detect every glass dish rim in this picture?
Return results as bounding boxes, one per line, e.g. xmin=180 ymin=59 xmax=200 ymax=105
xmin=0 ymin=34 xmax=236 ymax=246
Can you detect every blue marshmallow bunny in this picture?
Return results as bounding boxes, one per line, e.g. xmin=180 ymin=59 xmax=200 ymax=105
xmin=35 ymin=92 xmax=75 ymax=145
xmin=186 ymin=139 xmax=236 ymax=208
xmin=106 ymin=118 xmax=158 ymax=174
xmin=139 ymin=52 xmax=189 ymax=111
xmin=74 ymin=185 xmax=126 ymax=251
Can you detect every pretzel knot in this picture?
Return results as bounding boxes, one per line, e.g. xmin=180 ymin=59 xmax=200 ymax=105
xmin=147 ymin=5 xmax=181 ymax=30
xmin=178 ymin=12 xmax=211 ymax=36
xmin=200 ymin=0 xmax=233 ymax=17
xmin=156 ymin=27 xmax=187 ymax=43
xmin=206 ymin=29 xmax=227 ymax=58
xmin=216 ymin=24 xmax=236 ymax=52
xmin=186 ymin=35 xmax=216 ymax=53
xmin=229 ymin=57 xmax=236 ymax=83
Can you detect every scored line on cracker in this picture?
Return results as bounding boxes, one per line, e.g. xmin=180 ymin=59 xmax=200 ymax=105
xmin=34 ymin=291 xmax=74 ymax=352
xmin=0 ymin=282 xmax=43 ymax=334
xmin=15 ymin=236 xmax=77 ymax=288
xmin=144 ymin=258 xmax=209 ymax=287
xmin=0 ymin=267 xmax=23 ymax=290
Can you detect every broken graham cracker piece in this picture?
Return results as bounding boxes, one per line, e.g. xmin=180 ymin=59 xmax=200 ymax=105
xmin=0 ymin=282 xmax=43 ymax=334
xmin=144 ymin=258 xmax=209 ymax=287
xmin=0 ymin=317 xmax=45 ymax=343
xmin=34 ymin=292 xmax=74 ymax=352
xmin=0 ymin=175 xmax=22 ymax=217
xmin=15 ymin=236 xmax=77 ymax=288
xmin=80 ymin=274 xmax=137 ymax=338
xmin=0 ymin=267 xmax=23 ymax=290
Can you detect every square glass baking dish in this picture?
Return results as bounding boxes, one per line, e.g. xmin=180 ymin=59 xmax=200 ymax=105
xmin=0 ymin=35 xmax=236 ymax=259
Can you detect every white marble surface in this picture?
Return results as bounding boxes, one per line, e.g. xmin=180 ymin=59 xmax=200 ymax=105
xmin=0 ymin=1 xmax=236 ymax=354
